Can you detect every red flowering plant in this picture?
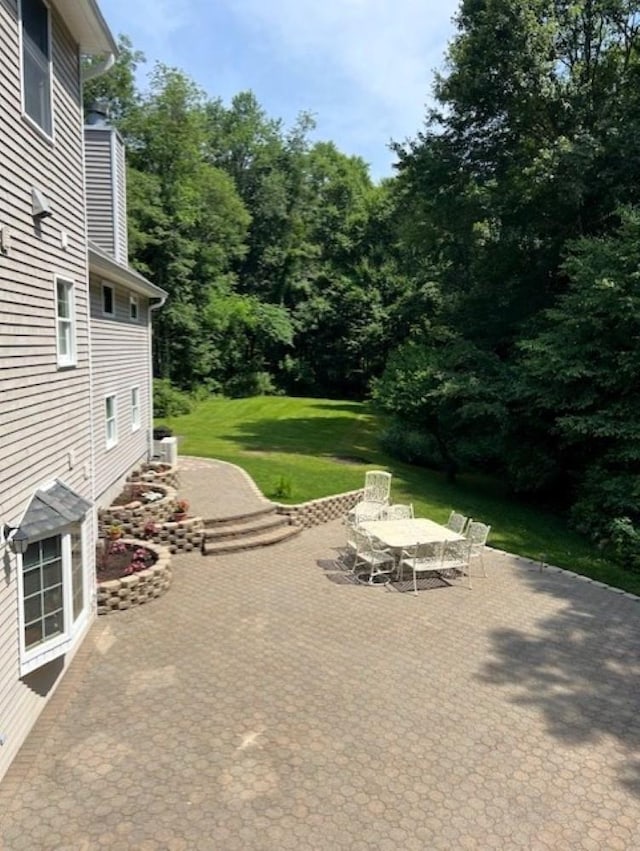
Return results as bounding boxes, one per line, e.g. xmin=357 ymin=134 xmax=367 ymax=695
xmin=122 ymin=547 xmax=155 ymax=576
xmin=142 ymin=519 xmax=158 ymax=540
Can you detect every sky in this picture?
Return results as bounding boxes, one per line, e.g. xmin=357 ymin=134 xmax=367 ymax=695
xmin=98 ymin=0 xmax=461 ymax=181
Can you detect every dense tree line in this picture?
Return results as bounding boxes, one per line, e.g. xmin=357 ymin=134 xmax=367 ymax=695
xmin=85 ymin=3 xmax=640 ymax=564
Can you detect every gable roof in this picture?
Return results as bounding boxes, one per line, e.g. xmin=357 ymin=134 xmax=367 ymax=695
xmin=51 ymin=0 xmax=117 ymax=55
xmin=19 ymin=481 xmax=92 ymax=540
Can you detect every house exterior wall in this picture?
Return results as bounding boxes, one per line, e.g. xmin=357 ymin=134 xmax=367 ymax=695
xmin=84 ymin=126 xmax=128 ymax=264
xmin=0 ymin=1 xmax=95 ymax=781
xmin=89 ymin=274 xmax=152 ymax=506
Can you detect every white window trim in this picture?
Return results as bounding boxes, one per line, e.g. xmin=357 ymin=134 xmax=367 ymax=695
xmin=18 ymin=0 xmax=54 ymax=143
xmin=17 ymin=521 xmax=89 ymax=677
xmin=129 ymin=294 xmax=139 ymax=321
xmin=102 ymin=282 xmax=115 ymax=317
xmin=131 ymin=386 xmax=141 ymax=432
xmin=105 ymin=393 xmax=118 ymax=449
xmin=55 ymin=275 xmax=76 ymax=368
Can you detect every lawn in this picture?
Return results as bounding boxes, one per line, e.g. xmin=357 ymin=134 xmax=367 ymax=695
xmin=159 ymin=395 xmax=639 ymax=595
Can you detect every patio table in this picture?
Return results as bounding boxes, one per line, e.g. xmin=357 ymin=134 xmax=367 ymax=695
xmin=359 ymin=517 xmax=464 ymax=551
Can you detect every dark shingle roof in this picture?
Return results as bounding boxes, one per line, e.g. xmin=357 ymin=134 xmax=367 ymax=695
xmin=20 ymin=481 xmax=92 ymax=539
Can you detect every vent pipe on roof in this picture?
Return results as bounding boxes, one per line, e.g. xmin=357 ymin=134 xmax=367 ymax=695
xmin=85 ymin=99 xmax=110 ymax=127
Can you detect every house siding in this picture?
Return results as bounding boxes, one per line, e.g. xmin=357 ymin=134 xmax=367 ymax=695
xmin=84 ymin=128 xmax=115 ymax=256
xmin=85 ymin=126 xmax=129 ymax=263
xmin=90 ymin=274 xmax=152 ymax=505
xmin=0 ymin=2 xmax=95 ymax=781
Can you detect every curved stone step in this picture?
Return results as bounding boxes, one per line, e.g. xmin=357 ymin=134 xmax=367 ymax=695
xmin=203 ymin=504 xmax=277 ymax=528
xmin=202 ymin=511 xmax=285 ymax=542
xmin=201 ymin=524 xmax=301 ymax=555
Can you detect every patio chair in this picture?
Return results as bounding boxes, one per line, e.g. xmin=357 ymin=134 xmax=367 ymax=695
xmin=466 ymin=521 xmax=491 ymax=578
xmin=446 ymin=510 xmax=468 ymax=534
xmin=341 ymin=517 xmax=360 ymax=570
xmin=353 ymin=528 xmax=395 ymax=585
xmin=398 ymin=541 xmax=445 ymax=596
xmin=440 ymin=538 xmax=473 ymax=589
xmin=381 ymin=503 xmax=414 ymax=520
xmin=348 ymin=470 xmax=392 ymax=524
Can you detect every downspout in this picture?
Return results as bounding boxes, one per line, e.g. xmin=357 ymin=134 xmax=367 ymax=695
xmin=147 ymin=296 xmax=168 ymax=460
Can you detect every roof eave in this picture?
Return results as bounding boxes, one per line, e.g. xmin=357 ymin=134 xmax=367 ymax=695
xmin=89 ymin=244 xmax=168 ymax=305
xmin=50 ymin=0 xmax=117 ymax=56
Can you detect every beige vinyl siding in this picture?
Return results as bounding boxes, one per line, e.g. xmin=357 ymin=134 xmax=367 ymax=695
xmin=84 ymin=127 xmax=115 ymax=256
xmin=0 ymin=3 xmax=95 ymax=782
xmin=84 ymin=126 xmax=129 ymax=263
xmin=89 ymin=275 xmax=151 ymax=503
xmin=114 ymin=135 xmax=128 ymax=263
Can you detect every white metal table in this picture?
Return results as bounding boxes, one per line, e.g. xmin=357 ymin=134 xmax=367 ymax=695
xmin=359 ymin=518 xmax=464 ymax=551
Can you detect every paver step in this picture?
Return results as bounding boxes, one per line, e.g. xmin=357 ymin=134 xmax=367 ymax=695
xmin=203 ymin=504 xmax=277 ymax=528
xmin=201 ymin=524 xmax=302 ymax=555
xmin=202 ymin=512 xmax=286 ymax=542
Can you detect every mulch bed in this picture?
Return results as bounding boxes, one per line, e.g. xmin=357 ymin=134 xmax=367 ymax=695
xmin=96 ymin=542 xmax=158 ymax=582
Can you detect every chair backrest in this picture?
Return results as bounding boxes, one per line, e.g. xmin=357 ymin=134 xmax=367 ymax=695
xmin=363 ymin=470 xmax=392 ymax=504
xmin=446 ymin=510 xmax=468 ymax=534
xmin=413 ymin=540 xmax=444 ymax=563
xmin=353 ymin=527 xmax=380 ymax=556
xmin=345 ymin=519 xmax=358 ymax=550
xmin=383 ymin=503 xmax=414 ymax=520
xmin=352 ymin=501 xmax=384 ymax=523
xmin=466 ymin=521 xmax=490 ymax=547
xmin=442 ymin=538 xmax=472 ymax=565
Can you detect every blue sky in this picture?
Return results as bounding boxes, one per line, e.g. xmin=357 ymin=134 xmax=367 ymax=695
xmin=98 ymin=0 xmax=461 ymax=181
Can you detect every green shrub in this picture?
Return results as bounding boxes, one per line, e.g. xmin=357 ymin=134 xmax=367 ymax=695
xmin=379 ymin=420 xmax=441 ymax=468
xmin=610 ymin=518 xmax=640 ymax=572
xmin=153 ymin=379 xmax=193 ymax=417
xmin=272 ymin=475 xmax=293 ymax=499
xmin=224 ymin=371 xmax=281 ymax=398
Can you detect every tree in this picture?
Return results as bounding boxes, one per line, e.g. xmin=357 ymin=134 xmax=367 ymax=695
xmin=517 ymin=207 xmax=640 ymax=542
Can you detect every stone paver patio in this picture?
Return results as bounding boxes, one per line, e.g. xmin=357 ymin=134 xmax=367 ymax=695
xmin=2 ymin=458 xmax=640 ymax=849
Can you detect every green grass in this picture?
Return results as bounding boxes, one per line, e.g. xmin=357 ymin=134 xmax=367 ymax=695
xmin=159 ymin=395 xmax=639 ymax=595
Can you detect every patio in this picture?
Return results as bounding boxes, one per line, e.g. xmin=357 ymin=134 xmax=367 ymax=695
xmin=1 ymin=458 xmax=640 ymax=849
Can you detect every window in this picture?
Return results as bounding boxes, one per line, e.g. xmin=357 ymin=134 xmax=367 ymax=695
xmin=20 ymin=0 xmax=52 ymax=136
xmin=19 ymin=524 xmax=88 ymax=675
xmin=102 ymin=283 xmax=114 ymax=316
xmin=129 ymin=295 xmax=139 ymax=321
xmin=131 ymin=387 xmax=140 ymax=431
xmin=105 ymin=394 xmax=117 ymax=448
xmin=55 ymin=278 xmax=76 ymax=367
xmin=22 ymin=535 xmax=64 ymax=653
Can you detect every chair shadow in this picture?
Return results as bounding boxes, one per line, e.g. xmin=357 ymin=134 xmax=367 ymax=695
xmin=317 ymin=552 xmax=454 ymax=592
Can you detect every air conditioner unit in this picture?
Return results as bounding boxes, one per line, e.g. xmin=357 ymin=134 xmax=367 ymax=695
xmin=152 ymin=436 xmax=178 ymax=466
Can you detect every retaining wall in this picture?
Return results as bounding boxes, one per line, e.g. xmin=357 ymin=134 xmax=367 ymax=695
xmin=97 ymin=540 xmax=172 ymax=615
xmin=276 ymin=489 xmax=364 ymax=529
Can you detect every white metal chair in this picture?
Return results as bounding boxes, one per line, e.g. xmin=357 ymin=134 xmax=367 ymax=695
xmin=348 ymin=470 xmax=393 ymax=524
xmin=466 ymin=521 xmax=491 ymax=578
xmin=398 ymin=541 xmax=445 ymax=596
xmin=446 ymin=510 xmax=468 ymax=534
xmin=341 ymin=518 xmax=359 ymax=570
xmin=381 ymin=503 xmax=414 ymax=520
xmin=353 ymin=528 xmax=395 ymax=585
xmin=440 ymin=538 xmax=473 ymax=588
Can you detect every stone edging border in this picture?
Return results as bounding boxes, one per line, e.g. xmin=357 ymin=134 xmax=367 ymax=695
xmin=486 ymin=546 xmax=640 ymax=601
xmin=97 ymin=539 xmax=172 ymax=615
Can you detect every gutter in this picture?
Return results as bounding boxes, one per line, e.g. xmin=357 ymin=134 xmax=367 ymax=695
xmin=81 ymin=53 xmax=115 ymax=82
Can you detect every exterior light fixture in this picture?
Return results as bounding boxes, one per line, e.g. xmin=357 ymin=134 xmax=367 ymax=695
xmin=2 ymin=525 xmax=29 ymax=556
